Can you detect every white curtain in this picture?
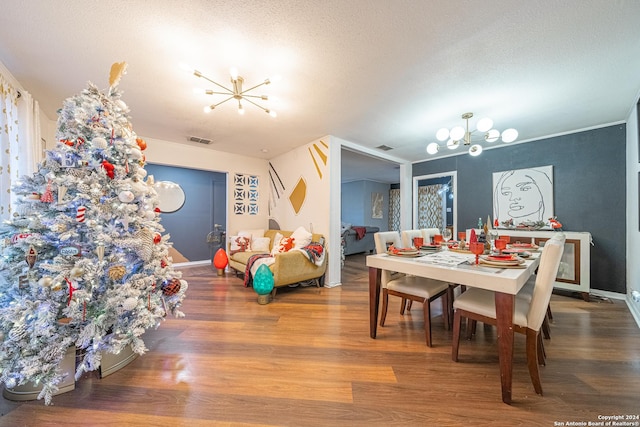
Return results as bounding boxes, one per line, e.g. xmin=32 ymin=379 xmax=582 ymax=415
xmin=0 ymin=73 xmax=41 ymax=221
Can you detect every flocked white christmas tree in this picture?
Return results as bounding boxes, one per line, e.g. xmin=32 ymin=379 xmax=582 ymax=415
xmin=0 ymin=63 xmax=187 ymax=404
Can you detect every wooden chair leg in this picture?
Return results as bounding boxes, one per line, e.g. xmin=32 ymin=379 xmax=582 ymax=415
xmin=542 ymin=314 xmax=551 ymax=339
xmin=466 ymin=319 xmax=477 ymax=340
xmin=380 ymin=289 xmax=390 ymax=327
xmin=452 ymin=310 xmax=462 ymax=361
xmin=547 ymin=303 xmax=553 ymax=321
xmin=423 ymin=299 xmax=432 ymax=347
xmin=526 ymin=328 xmax=544 ymax=395
xmin=441 ymin=294 xmax=450 ymax=331
xmin=406 ymin=300 xmax=413 ymax=311
xmin=537 ymin=333 xmax=546 ymax=366
xmin=400 ymin=297 xmax=407 ymax=315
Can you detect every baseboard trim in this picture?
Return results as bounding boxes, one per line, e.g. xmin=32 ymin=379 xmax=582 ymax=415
xmin=174 ymin=260 xmax=211 ymax=268
xmin=626 ymin=295 xmax=640 ymax=329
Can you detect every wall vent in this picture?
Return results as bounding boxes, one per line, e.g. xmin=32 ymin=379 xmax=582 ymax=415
xmin=189 ymin=136 xmax=212 ymax=144
xmin=376 ymin=144 xmax=394 ymax=151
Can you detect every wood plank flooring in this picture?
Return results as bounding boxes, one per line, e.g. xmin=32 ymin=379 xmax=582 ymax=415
xmin=2 ymin=253 xmax=640 ymax=426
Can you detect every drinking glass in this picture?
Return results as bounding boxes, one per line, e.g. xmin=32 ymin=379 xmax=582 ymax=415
xmin=442 ymin=228 xmax=452 ymax=242
xmin=433 ymin=234 xmax=443 ymax=245
xmin=458 ymin=231 xmax=466 ymax=241
xmin=413 ymin=237 xmax=424 ymax=249
xmin=495 ymin=238 xmax=507 ymax=255
xmin=470 ymin=242 xmax=484 ymax=265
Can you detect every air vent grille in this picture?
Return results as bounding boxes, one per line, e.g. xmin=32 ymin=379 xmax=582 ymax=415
xmin=189 ymin=136 xmax=212 ymax=144
xmin=376 ymin=144 xmax=394 ymax=151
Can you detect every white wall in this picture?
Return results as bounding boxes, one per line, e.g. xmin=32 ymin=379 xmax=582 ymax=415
xmin=267 ymin=136 xmax=337 ymax=283
xmin=145 ymin=137 xmax=269 ymax=237
xmin=626 ymin=97 xmax=640 ymax=327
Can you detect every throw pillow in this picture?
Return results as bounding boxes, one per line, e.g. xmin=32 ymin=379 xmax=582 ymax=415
xmin=251 ymin=237 xmax=271 ymax=253
xmin=291 ymin=226 xmax=313 ymax=249
xmin=277 ymin=236 xmax=295 ymax=253
xmin=230 ymin=235 xmax=251 ymax=255
xmin=270 ymin=232 xmax=284 ymax=256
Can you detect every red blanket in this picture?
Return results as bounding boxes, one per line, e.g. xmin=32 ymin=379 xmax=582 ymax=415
xmin=352 ymin=226 xmax=366 ymax=240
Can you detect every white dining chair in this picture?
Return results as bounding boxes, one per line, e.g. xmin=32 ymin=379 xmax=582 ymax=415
xmin=374 ymin=231 xmax=451 ymax=347
xmin=420 ymin=228 xmax=442 ymax=243
xmin=401 ymin=229 xmax=424 ymax=248
xmin=451 ymin=233 xmax=565 ymax=395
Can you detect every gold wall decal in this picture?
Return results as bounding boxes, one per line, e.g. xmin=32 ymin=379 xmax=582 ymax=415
xmin=288 ymin=176 xmax=307 ymax=214
xmin=308 ymin=140 xmax=328 ymax=180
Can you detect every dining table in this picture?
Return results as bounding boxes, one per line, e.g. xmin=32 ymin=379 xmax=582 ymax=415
xmin=367 ymin=249 xmax=540 ymax=404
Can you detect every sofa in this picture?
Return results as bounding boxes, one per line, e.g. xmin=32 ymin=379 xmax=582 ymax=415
xmin=228 ymin=229 xmax=327 ymax=294
xmin=341 ymin=225 xmax=380 ymax=255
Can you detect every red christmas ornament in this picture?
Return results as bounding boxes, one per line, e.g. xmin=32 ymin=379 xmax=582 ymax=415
xmin=153 ymin=233 xmax=162 ymax=244
xmin=40 ymin=180 xmax=54 ymax=203
xmin=61 ymin=139 xmax=74 ymax=146
xmin=154 ymin=207 xmax=161 ymax=213
xmin=213 ymin=248 xmax=229 ymax=270
xmin=101 ymin=160 xmax=115 ymax=179
xmin=160 ymin=259 xmax=168 ymax=268
xmin=136 ymin=138 xmax=147 ymax=150
xmin=162 ymin=278 xmax=181 ymax=296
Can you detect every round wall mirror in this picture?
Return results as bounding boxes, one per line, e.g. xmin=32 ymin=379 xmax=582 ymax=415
xmin=153 ymin=181 xmax=186 ymax=213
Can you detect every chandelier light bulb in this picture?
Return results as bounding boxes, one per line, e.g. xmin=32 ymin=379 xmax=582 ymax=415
xmin=436 ymin=128 xmax=450 ymax=141
xmin=450 ymin=126 xmax=465 ymax=141
xmin=469 ymin=144 xmax=483 ymax=156
xmin=446 ymin=139 xmax=459 ymax=150
xmin=203 ymin=105 xmax=212 ymax=113
xmin=229 ymin=67 xmax=239 ymax=80
xmin=476 ymin=117 xmax=493 ymax=132
xmin=238 ymin=105 xmax=245 ymax=115
xmin=268 ymin=110 xmax=277 ymax=118
xmin=426 ymin=142 xmax=440 ymax=155
xmin=501 ymin=128 xmax=518 ymax=143
xmin=485 ymin=129 xmax=500 ymax=142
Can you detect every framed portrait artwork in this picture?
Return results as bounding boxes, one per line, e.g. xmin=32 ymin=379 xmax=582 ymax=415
xmin=372 ymin=192 xmax=383 ymax=219
xmin=492 ymin=166 xmax=554 ymax=227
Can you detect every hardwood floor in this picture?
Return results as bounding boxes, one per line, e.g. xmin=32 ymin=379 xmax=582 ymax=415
xmin=2 ymin=253 xmax=640 ymax=426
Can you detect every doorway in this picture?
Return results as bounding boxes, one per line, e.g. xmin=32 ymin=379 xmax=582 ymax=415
xmin=413 ymin=171 xmax=457 ymax=235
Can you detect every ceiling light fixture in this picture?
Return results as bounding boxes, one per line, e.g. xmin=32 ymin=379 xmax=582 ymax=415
xmin=187 ymin=66 xmax=276 ymax=117
xmin=426 ymin=112 xmax=517 ymax=157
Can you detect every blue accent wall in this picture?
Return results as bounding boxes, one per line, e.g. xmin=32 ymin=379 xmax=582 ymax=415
xmin=146 ymin=164 xmax=227 ymax=262
xmin=413 ymin=124 xmax=626 ymax=293
xmin=341 ymin=180 xmax=391 ymax=230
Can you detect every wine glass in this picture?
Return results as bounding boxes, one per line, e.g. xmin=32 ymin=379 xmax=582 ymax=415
xmin=488 ymin=230 xmax=498 ymax=251
xmin=442 ymin=228 xmax=452 ymax=243
xmin=495 ymin=238 xmax=507 ymax=255
xmin=458 ymin=231 xmax=466 ymax=242
xmin=470 ymin=242 xmax=484 ymax=265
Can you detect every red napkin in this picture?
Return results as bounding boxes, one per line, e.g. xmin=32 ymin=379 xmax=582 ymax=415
xmin=469 ymin=229 xmax=477 ymax=243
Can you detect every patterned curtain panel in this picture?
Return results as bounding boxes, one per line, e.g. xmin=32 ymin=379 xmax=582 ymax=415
xmin=388 ymin=188 xmax=400 ymax=231
xmin=0 ymin=73 xmax=41 ymax=221
xmin=417 ymin=184 xmax=444 ymax=229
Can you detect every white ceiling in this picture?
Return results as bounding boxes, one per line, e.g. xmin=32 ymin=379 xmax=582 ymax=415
xmin=1 ymin=1 xmax=639 ymax=180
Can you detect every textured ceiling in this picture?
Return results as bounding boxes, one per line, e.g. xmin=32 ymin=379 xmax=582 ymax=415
xmin=1 ymin=1 xmax=639 ymax=183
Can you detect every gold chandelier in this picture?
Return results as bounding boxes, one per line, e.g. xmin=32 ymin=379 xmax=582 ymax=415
xmin=188 ymin=66 xmax=276 ymax=117
xmin=427 ymin=112 xmax=517 ymax=157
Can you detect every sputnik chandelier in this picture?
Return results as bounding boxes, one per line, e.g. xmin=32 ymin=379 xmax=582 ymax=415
xmin=427 ymin=112 xmax=517 ymax=157
xmin=190 ymin=66 xmax=276 ymax=117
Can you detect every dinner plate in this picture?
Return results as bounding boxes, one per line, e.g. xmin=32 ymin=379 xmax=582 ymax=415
xmin=503 ymin=249 xmax=531 ymax=258
xmin=479 ymin=256 xmax=524 ymax=266
xmin=387 ymin=248 xmax=420 ymax=256
xmin=509 ymin=243 xmax=538 ymax=249
xmin=420 ymin=245 xmax=440 ymax=251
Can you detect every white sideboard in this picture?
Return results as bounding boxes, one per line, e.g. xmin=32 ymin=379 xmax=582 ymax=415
xmin=493 ymin=229 xmax=592 ymax=297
